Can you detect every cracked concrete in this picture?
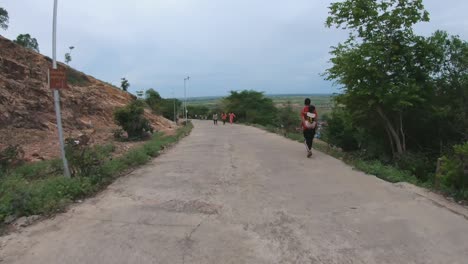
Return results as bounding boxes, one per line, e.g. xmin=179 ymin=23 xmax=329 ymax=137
xmin=1 ymin=120 xmax=468 ymax=263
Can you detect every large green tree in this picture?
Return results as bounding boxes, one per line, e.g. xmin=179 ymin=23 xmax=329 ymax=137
xmin=325 ymin=0 xmax=431 ymax=155
xmin=0 ymin=7 xmax=8 ymax=30
xmin=223 ymin=90 xmax=277 ymax=126
xmin=13 ymin=34 xmax=40 ymax=52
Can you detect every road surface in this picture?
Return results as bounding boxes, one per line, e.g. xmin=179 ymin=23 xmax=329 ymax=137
xmin=1 ymin=120 xmax=468 ymax=264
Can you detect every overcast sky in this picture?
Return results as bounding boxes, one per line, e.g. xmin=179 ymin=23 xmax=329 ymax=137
xmin=2 ymin=0 xmax=467 ymax=97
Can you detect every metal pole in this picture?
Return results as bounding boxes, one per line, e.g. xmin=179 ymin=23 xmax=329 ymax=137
xmin=52 ymin=0 xmax=71 ymax=178
xmin=184 ymin=76 xmax=189 ymax=123
xmin=173 ymin=87 xmax=176 ymax=124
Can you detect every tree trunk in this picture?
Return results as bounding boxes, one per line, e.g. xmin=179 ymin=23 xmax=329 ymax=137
xmin=384 ymin=124 xmax=396 ymax=156
xmin=399 ymin=112 xmax=406 ymax=152
xmin=376 ymin=106 xmax=404 ymax=155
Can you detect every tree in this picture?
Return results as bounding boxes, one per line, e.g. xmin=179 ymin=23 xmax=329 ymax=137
xmin=223 ymin=90 xmax=277 ymax=126
xmin=145 ymin=88 xmax=163 ymax=113
xmin=325 ymin=0 xmax=431 ymax=156
xmin=0 ymin=7 xmax=8 ymax=30
xmin=277 ymin=101 xmax=300 ymax=133
xmin=13 ymin=34 xmax=40 ymax=52
xmin=120 ymin=78 xmax=130 ymax=92
xmin=114 ymin=100 xmax=153 ymax=139
xmin=65 ymin=46 xmax=74 ymax=64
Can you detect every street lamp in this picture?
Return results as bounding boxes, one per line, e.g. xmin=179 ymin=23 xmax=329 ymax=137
xmin=172 ymin=87 xmax=176 ymax=124
xmin=52 ymin=0 xmax=71 ymax=177
xmin=184 ymin=76 xmax=190 ymax=124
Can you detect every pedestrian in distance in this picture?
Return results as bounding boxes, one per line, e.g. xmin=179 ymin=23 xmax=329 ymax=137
xmin=221 ymin=112 xmax=227 ymax=125
xmin=301 ymin=98 xmax=318 ymax=158
xmin=229 ymin=112 xmax=236 ymax=124
xmin=213 ymin=113 xmax=218 ymax=125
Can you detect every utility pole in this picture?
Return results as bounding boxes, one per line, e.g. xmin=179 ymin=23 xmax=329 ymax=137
xmin=173 ymin=87 xmax=176 ymax=124
xmin=52 ymin=0 xmax=71 ymax=177
xmin=184 ymin=76 xmax=190 ymax=124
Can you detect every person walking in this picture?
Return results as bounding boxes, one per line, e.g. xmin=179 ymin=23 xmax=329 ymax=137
xmin=301 ymin=98 xmax=318 ymax=158
xmin=229 ymin=112 xmax=236 ymax=124
xmin=221 ymin=112 xmax=227 ymax=125
xmin=213 ymin=113 xmax=218 ymax=125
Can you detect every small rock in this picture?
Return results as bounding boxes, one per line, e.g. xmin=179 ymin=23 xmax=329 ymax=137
xmin=14 ymin=215 xmax=40 ymax=227
xmin=76 ymin=200 xmax=83 ymax=203
xmin=15 ymin=217 xmax=28 ymax=227
xmin=4 ymin=215 xmax=16 ymax=224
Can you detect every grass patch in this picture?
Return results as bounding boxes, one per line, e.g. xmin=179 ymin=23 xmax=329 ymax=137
xmin=66 ymin=68 xmax=91 ymax=86
xmin=0 ymin=123 xmax=193 ymax=225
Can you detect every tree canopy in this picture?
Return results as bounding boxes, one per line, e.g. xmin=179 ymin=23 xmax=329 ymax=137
xmin=13 ymin=34 xmax=39 ymax=52
xmin=0 ymin=7 xmax=8 ymax=30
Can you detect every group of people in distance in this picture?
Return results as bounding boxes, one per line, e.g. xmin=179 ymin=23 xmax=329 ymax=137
xmin=210 ymin=98 xmax=317 ymax=159
xmin=212 ymin=112 xmax=236 ymax=125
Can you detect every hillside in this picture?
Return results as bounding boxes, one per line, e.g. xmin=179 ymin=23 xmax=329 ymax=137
xmin=0 ymin=36 xmax=175 ymax=161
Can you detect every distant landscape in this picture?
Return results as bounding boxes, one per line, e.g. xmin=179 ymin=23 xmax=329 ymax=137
xmin=187 ymin=94 xmax=334 ymax=115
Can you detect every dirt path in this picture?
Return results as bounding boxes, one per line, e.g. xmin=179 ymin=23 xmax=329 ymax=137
xmin=1 ymin=120 xmax=468 ymax=264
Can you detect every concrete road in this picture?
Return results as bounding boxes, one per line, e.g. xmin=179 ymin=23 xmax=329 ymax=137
xmin=2 ymin=120 xmax=468 ymax=264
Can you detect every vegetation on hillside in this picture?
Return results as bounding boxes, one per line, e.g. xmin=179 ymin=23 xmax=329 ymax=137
xmin=120 ymin=78 xmax=130 ymax=92
xmin=114 ymin=100 xmax=153 ymax=140
xmin=13 ymin=34 xmax=39 ymax=52
xmin=145 ymin=89 xmax=181 ymax=121
xmin=223 ymin=90 xmax=278 ymax=126
xmin=0 ymin=7 xmax=8 ymax=30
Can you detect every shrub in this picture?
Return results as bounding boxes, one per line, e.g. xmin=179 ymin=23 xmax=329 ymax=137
xmin=324 ymin=108 xmax=360 ymax=151
xmin=65 ymin=136 xmax=114 ymax=177
xmin=438 ymin=142 xmax=468 ymax=191
xmin=66 ymin=68 xmax=91 ymax=86
xmin=114 ymin=100 xmax=153 ymax=140
xmin=395 ymin=152 xmax=435 ymax=181
xmin=0 ymin=145 xmax=25 ymax=173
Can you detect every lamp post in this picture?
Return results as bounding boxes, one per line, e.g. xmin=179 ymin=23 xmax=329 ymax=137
xmin=173 ymin=87 xmax=176 ymax=124
xmin=184 ymin=76 xmax=190 ymax=124
xmin=52 ymin=0 xmax=71 ymax=177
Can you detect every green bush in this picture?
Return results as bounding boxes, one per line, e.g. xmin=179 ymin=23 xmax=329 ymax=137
xmin=324 ymin=108 xmax=360 ymax=151
xmin=223 ymin=90 xmax=278 ymax=126
xmin=114 ymin=100 xmax=154 ymax=139
xmin=0 ymin=145 xmax=24 ymax=173
xmin=395 ymin=152 xmax=435 ymax=181
xmin=66 ymin=68 xmax=91 ymax=86
xmin=65 ymin=137 xmax=114 ymax=177
xmin=438 ymin=142 xmax=468 ymax=191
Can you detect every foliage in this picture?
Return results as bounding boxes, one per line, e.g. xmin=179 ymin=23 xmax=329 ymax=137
xmin=120 ymin=78 xmax=130 ymax=92
xmin=66 ymin=68 xmax=91 ymax=86
xmin=145 ymin=89 xmax=162 ymax=112
xmin=64 ymin=46 xmax=74 ymax=64
xmin=13 ymin=34 xmax=40 ymax=52
xmin=277 ymin=101 xmax=300 ymax=133
xmin=65 ymin=137 xmax=114 ymax=177
xmin=145 ymin=89 xmax=181 ymax=121
xmin=438 ymin=142 xmax=468 ymax=191
xmin=187 ymin=105 xmax=210 ymax=118
xmin=0 ymin=7 xmax=8 ymax=30
xmin=114 ymin=100 xmax=153 ymax=140
xmin=65 ymin=53 xmax=72 ymax=64
xmin=223 ymin=90 xmax=278 ymax=126
xmin=0 ymin=123 xmax=193 ymax=223
xmin=324 ymin=0 xmax=468 ymax=195
xmin=0 ymin=145 xmax=24 ymax=173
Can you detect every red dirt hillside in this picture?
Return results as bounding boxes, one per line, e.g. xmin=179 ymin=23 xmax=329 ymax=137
xmin=0 ymin=36 xmax=176 ymax=161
